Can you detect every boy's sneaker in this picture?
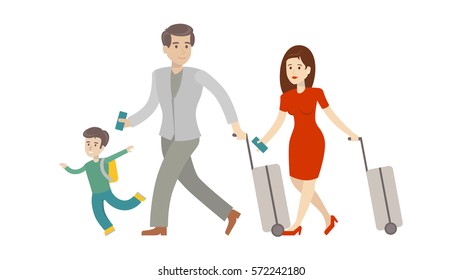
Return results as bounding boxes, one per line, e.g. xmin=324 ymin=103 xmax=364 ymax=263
xmin=134 ymin=192 xmax=146 ymax=202
xmin=104 ymin=226 xmax=115 ymax=236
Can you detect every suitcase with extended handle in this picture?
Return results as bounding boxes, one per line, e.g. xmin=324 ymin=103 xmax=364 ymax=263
xmin=350 ymin=137 xmax=403 ymax=235
xmin=234 ymin=134 xmax=291 ymax=236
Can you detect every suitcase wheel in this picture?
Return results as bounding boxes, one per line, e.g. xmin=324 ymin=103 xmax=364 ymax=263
xmin=271 ymin=224 xmax=284 ymax=237
xmin=385 ymin=223 xmax=397 ymax=235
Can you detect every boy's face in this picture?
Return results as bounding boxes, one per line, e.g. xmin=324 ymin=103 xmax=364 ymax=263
xmin=163 ymin=35 xmax=192 ymax=66
xmin=85 ymin=137 xmax=104 ymax=157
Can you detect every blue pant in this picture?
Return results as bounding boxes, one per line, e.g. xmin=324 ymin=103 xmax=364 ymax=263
xmin=91 ymin=189 xmax=140 ymax=230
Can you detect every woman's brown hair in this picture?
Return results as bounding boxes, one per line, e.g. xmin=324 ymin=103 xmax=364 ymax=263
xmin=279 ymin=45 xmax=316 ymax=93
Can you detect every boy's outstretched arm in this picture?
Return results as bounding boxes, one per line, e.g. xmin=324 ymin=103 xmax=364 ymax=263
xmin=60 ymin=163 xmax=86 ymax=174
xmin=105 ymin=146 xmax=134 ymax=162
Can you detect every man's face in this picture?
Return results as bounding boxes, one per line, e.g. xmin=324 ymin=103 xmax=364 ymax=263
xmin=163 ymin=35 xmax=192 ymax=66
xmin=85 ymin=137 xmax=104 ymax=157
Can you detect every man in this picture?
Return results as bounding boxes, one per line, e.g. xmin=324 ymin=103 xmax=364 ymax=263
xmin=119 ymin=23 xmax=245 ymax=236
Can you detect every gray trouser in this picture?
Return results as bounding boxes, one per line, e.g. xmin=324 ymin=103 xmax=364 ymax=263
xmin=150 ymin=137 xmax=233 ymax=227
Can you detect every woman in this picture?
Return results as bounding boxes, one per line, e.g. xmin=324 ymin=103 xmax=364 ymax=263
xmin=259 ymin=45 xmax=359 ymax=235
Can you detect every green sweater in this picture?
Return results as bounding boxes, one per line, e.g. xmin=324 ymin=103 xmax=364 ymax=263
xmin=65 ymin=149 xmax=128 ymax=194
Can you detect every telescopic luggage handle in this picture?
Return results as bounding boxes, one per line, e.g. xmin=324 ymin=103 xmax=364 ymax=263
xmin=233 ymin=133 xmax=254 ymax=170
xmin=348 ymin=136 xmax=369 ymax=172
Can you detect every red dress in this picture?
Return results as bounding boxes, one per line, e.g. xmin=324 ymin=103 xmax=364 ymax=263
xmin=279 ymin=88 xmax=329 ymax=180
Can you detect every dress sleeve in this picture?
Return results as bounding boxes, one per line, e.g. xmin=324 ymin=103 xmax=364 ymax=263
xmin=317 ymin=88 xmax=329 ymax=109
xmin=279 ymin=94 xmax=288 ymax=112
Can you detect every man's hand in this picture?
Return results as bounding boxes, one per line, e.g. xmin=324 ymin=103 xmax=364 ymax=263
xmin=127 ymin=146 xmax=134 ymax=152
xmin=231 ymin=122 xmax=246 ymax=140
xmin=118 ymin=118 xmax=132 ymax=128
xmin=59 ymin=163 xmax=68 ymax=168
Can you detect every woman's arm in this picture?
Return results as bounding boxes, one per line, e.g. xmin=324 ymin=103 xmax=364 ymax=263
xmin=323 ymin=106 xmax=359 ymax=140
xmin=261 ymin=110 xmax=287 ymax=144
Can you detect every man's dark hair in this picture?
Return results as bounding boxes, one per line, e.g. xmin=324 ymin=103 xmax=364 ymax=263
xmin=161 ymin=23 xmax=195 ymax=47
xmin=83 ymin=127 xmax=109 ymax=148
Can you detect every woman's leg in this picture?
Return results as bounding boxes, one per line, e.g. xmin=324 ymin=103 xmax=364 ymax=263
xmin=290 ymin=177 xmax=303 ymax=192
xmin=291 ymin=177 xmax=331 ymax=228
xmin=286 ymin=178 xmax=316 ymax=231
xmin=311 ymin=192 xmax=331 ymax=228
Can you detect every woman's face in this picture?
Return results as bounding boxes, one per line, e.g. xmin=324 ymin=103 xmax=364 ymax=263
xmin=286 ymin=57 xmax=311 ymax=86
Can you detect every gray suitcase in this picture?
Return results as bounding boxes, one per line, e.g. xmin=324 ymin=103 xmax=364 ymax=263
xmin=353 ymin=137 xmax=403 ymax=235
xmin=237 ymin=134 xmax=291 ymax=236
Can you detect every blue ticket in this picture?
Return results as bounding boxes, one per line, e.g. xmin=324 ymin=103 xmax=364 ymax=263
xmin=252 ymin=137 xmax=268 ymax=153
xmin=115 ymin=111 xmax=127 ymax=131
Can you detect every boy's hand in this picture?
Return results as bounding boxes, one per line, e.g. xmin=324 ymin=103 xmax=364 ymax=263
xmin=59 ymin=163 xmax=68 ymax=168
xmin=118 ymin=118 xmax=132 ymax=128
xmin=127 ymin=146 xmax=134 ymax=152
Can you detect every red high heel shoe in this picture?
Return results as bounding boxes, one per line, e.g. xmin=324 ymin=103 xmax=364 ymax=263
xmin=324 ymin=215 xmax=338 ymax=235
xmin=282 ymin=226 xmax=302 ymax=236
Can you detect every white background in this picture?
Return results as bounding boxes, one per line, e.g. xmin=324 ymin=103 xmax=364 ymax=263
xmin=1 ymin=1 xmax=461 ymax=279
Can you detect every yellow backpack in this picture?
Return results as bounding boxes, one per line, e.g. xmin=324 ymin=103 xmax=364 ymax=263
xmin=100 ymin=158 xmax=118 ymax=183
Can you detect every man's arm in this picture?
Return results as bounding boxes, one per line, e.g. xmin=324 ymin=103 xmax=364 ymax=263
xmin=195 ymin=70 xmax=245 ymax=139
xmin=120 ymin=71 xmax=160 ymax=128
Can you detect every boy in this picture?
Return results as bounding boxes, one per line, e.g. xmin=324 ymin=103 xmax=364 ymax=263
xmin=60 ymin=127 xmax=145 ymax=236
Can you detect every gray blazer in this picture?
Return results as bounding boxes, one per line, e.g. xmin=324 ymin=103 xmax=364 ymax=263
xmin=129 ymin=67 xmax=238 ymax=141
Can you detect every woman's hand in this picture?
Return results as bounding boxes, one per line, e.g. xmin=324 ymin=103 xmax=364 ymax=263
xmin=256 ymin=138 xmax=268 ymax=153
xmin=348 ymin=134 xmax=359 ymax=141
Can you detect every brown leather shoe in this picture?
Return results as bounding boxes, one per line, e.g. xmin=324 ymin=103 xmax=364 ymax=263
xmin=225 ymin=210 xmax=241 ymax=235
xmin=141 ymin=227 xmax=167 ymax=236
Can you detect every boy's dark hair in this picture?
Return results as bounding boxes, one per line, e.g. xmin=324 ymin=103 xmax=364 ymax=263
xmin=161 ymin=23 xmax=195 ymax=47
xmin=83 ymin=127 xmax=109 ymax=148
